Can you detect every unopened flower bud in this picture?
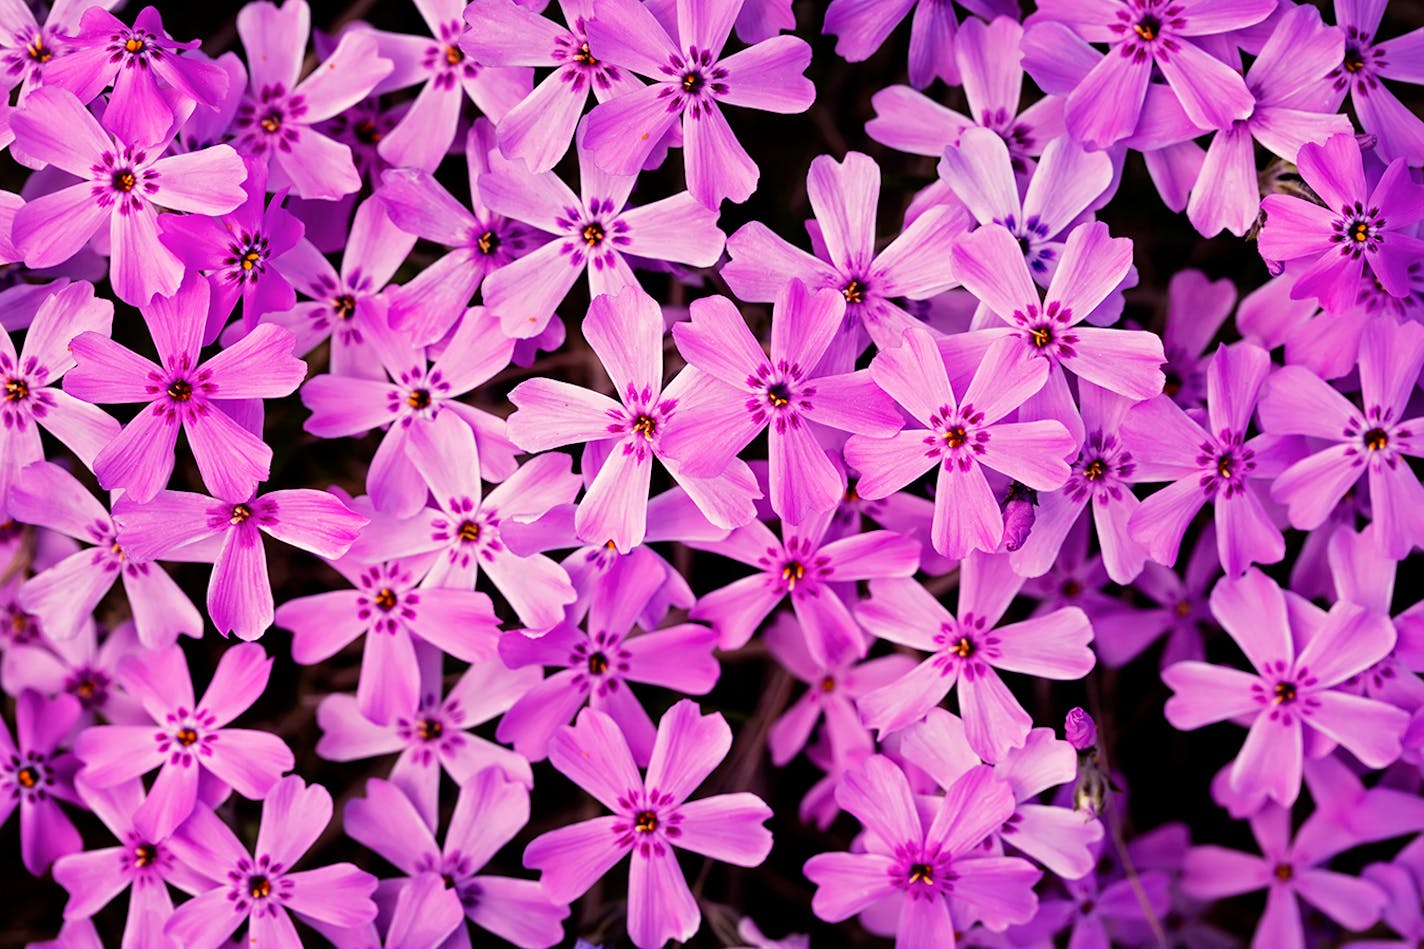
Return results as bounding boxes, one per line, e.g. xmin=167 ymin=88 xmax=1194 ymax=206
xmin=1065 ymin=707 xmax=1097 ymax=751
xmin=1000 ymin=482 xmax=1037 ymax=552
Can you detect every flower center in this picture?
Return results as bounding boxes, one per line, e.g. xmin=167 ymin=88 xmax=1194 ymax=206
xmin=354 ymin=119 xmax=383 ymax=145
xmin=1273 ymin=681 xmax=1297 ymax=705
xmin=582 ymin=222 xmax=605 ymax=246
xmin=1343 ymin=47 xmax=1365 ymax=72
xmin=476 ymin=230 xmax=500 ymax=256
xmin=167 ymin=379 xmax=193 ymax=401
xmin=1274 ymin=862 xmax=1293 ymax=881
xmin=587 ymin=651 xmax=609 ymax=674
xmin=15 ymin=766 xmax=38 ymax=788
xmin=634 ymin=810 xmax=658 ymax=833
xmin=333 ymin=294 xmax=356 ymax=319
xmin=75 ymin=678 xmax=97 ymax=699
xmin=1364 ymin=427 xmax=1389 ymax=451
xmin=3 ymin=378 xmax=28 ymax=401
xmin=124 ymin=37 xmax=145 ymax=54
xmin=819 ymin=675 xmax=836 ymax=692
xmin=416 ymin=718 xmax=443 ymax=741
xmin=443 ymin=45 xmax=463 ymax=66
xmin=176 ymin=727 xmax=200 ymax=746
xmin=574 ymin=42 xmax=596 ymax=65
xmin=1174 ymin=599 xmax=1192 ymax=618
xmin=1084 ymin=458 xmax=1106 ymax=480
xmin=952 ymin=637 xmax=974 ymax=658
xmin=632 ymin=414 xmax=656 ymax=439
xmin=1351 ymin=221 xmax=1371 ymax=242
xmin=842 ymin=279 xmax=866 ymax=304
xmin=230 ymin=504 xmax=252 ymax=525
xmin=133 ymin=842 xmax=157 ymax=867
xmin=112 ymin=169 xmax=137 ymax=192
xmin=407 ymin=389 xmax=432 ymax=410
xmin=944 ymin=426 xmax=968 ymax=448
xmin=374 ymin=587 xmax=397 ymax=611
xmin=1029 ymin=324 xmax=1053 ymax=348
xmin=457 ymin=520 xmax=480 ymax=542
xmin=781 ymin=560 xmax=805 ymax=589
xmin=26 ymin=39 xmax=51 ymax=63
xmin=1163 ymin=369 xmax=1183 ymax=397
xmin=1133 ymin=14 xmax=1161 ymax=40
xmin=681 ymin=71 xmax=702 ymax=92
xmin=259 ymin=110 xmax=282 ymax=133
xmin=240 ymin=250 xmax=261 ymax=271
xmin=908 ymin=863 xmax=934 ymax=885
xmin=248 ymin=875 xmax=271 ymax=899
xmin=1216 ymin=454 xmax=1235 ymax=479
xmin=766 ymin=382 xmax=792 ymax=408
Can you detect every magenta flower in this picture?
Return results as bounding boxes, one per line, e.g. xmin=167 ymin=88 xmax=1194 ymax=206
xmin=1 ymin=689 xmax=83 ymax=875
xmin=507 ymin=288 xmax=761 ymax=550
xmin=1182 ymin=802 xmax=1387 ymax=946
xmin=804 ymin=756 xmax=1041 ymax=944
xmin=165 ymin=775 xmax=378 ymax=947
xmin=0 ymin=0 xmax=94 ymax=99
xmin=279 ymin=554 xmax=503 ymax=725
xmin=866 ymin=17 xmax=1064 ymax=170
xmin=843 ymin=327 xmax=1076 ymax=559
xmin=950 ymin=221 xmax=1166 ymax=438
xmin=1025 ymin=0 xmax=1274 ymax=149
xmin=764 ymin=611 xmax=914 ymax=767
xmin=112 ymin=485 xmax=367 ymax=639
xmin=65 ymin=274 xmax=307 ymax=504
xmin=723 ymin=151 xmax=968 ymax=355
xmin=855 ymin=550 xmax=1095 ymax=759
xmin=581 ymin=0 xmax=814 ymax=207
xmin=9 ymin=86 xmax=248 ymax=304
xmin=74 ymin=643 xmax=294 ymax=839
xmin=366 ymin=0 xmax=532 ymax=172
xmin=348 ymin=412 xmax=578 ymax=629
xmin=1258 ymin=317 xmax=1424 ymax=560
xmin=0 ymin=618 xmax=146 ymax=724
xmin=523 ymin=702 xmax=773 ymax=949
xmin=316 ymin=655 xmax=538 ymax=828
xmin=40 ymin=5 xmax=230 ymax=147
xmin=378 ymin=121 xmax=541 ymax=344
xmin=1122 ymin=342 xmax=1290 ymax=577
xmin=661 ymin=280 xmax=903 ymax=524
xmin=158 ymin=155 xmax=304 ymax=344
xmin=497 ymin=546 xmax=720 ymax=764
xmin=1164 ymin=568 xmax=1409 ymax=808
xmin=478 ymin=135 xmax=725 ymax=337
xmin=901 ymin=708 xmax=1105 ymax=879
xmin=1324 ymin=0 xmax=1424 ymax=164
xmin=1259 ymin=133 xmax=1424 ymax=314
xmin=1091 ymin=526 xmax=1221 ymax=669
xmin=824 ymin=0 xmax=1018 ymax=89
xmin=231 ymin=0 xmax=393 ymax=199
xmin=301 ymin=306 xmax=517 ymax=517
xmin=462 ymin=0 xmax=642 ymax=173
xmin=345 ymin=774 xmax=570 ymax=949
xmin=0 ymin=280 xmax=116 ymax=519
xmin=52 ymin=780 xmax=208 ymax=946
xmin=8 ymin=461 xmax=201 ymax=648
xmin=691 ymin=506 xmax=920 ymax=667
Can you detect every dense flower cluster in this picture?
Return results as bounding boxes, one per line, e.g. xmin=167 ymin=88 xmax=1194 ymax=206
xmin=0 ymin=0 xmax=1421 ymax=946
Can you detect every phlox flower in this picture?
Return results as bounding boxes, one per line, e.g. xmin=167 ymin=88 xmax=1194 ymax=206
xmin=523 ymin=702 xmax=773 ymax=949
xmin=231 ymin=0 xmax=393 ymax=199
xmin=165 ymin=775 xmax=378 ymax=948
xmin=345 ymin=774 xmax=570 ymax=949
xmin=0 ymin=280 xmax=116 ymax=520
xmin=112 ymin=485 xmax=367 ymax=638
xmin=278 ymin=553 xmax=504 ymax=725
xmin=1323 ymin=0 xmax=1424 ymax=164
xmin=507 ymin=287 xmax=761 ymax=551
xmin=581 ymin=0 xmax=815 ymax=207
xmin=1258 ymin=315 xmax=1424 ymax=560
xmin=8 ymin=461 xmax=201 ymax=648
xmin=461 ymin=0 xmax=641 ymax=173
xmin=41 ymin=5 xmax=230 ymax=147
xmin=364 ymin=0 xmax=533 ymax=172
xmin=723 ymin=151 xmax=968 ymax=358
xmin=824 ymin=0 xmax=1019 ymax=89
xmin=690 ymin=505 xmax=920 ymax=667
xmin=1324 ymin=525 xmax=1424 ymax=711
xmin=65 ymin=273 xmax=307 ymax=505
xmin=317 ymin=652 xmax=538 ymax=828
xmin=9 ymin=86 xmax=248 ymax=304
xmin=1258 ymin=132 xmax=1424 ymax=314
xmin=0 ymin=618 xmax=146 ymax=724
xmin=301 ymin=305 xmax=518 ymax=517
xmin=867 ymin=17 xmax=1065 ymax=171
xmin=1163 ymin=568 xmax=1409 ymax=808
xmin=74 ymin=643 xmax=294 ymax=840
xmin=804 ymin=756 xmax=1041 ymax=948
xmin=0 ymin=0 xmax=109 ymax=100
xmin=478 ymin=133 xmax=725 ymax=337
xmin=349 ymin=411 xmax=578 ymax=629
xmin=1 ymin=689 xmax=83 ymax=875
xmin=855 ymin=550 xmax=1095 ymax=760
xmin=497 ymin=546 xmax=720 ymax=763
xmin=843 ymin=327 xmax=1075 ymax=559
xmin=1122 ymin=342 xmax=1291 ymax=577
xmin=661 ymin=279 xmax=904 ymax=525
